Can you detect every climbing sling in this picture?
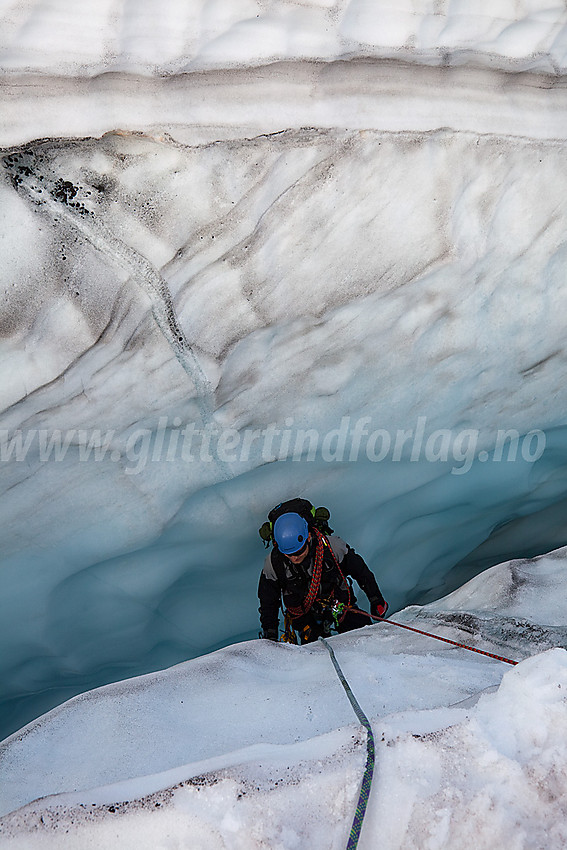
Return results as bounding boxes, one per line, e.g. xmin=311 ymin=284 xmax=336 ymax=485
xmin=285 ymin=528 xmax=352 ymax=623
xmin=285 ymin=528 xmax=326 ymax=618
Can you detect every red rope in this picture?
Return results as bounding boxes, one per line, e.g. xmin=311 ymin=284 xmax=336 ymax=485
xmin=286 ymin=528 xmax=325 ymax=619
xmin=351 ymin=607 xmax=518 ymax=666
xmin=286 ymin=529 xmax=352 ymax=621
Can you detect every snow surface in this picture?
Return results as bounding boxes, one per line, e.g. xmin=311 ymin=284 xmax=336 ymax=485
xmin=2 ymin=0 xmax=567 ymax=77
xmin=2 ymin=545 xmax=567 ymax=848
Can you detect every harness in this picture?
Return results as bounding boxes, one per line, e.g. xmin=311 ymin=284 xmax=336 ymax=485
xmin=281 ymin=528 xmax=352 ymax=625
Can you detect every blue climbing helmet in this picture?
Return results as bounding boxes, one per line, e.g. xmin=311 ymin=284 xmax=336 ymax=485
xmin=273 ymin=512 xmax=310 ymax=555
xmin=258 ymin=498 xmax=334 ymax=548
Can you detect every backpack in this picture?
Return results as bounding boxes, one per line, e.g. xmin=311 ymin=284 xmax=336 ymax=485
xmin=258 ymin=497 xmax=334 ymax=548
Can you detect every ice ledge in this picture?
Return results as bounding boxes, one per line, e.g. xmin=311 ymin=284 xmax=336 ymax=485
xmin=1 ymin=60 xmax=567 ymax=147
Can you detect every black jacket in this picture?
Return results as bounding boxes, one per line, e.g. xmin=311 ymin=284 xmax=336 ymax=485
xmin=258 ymin=534 xmax=383 ymax=633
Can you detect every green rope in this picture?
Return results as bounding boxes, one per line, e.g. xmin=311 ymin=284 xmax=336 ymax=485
xmin=320 ymin=637 xmax=375 ymax=850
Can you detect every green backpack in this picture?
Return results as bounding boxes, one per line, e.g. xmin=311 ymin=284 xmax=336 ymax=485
xmin=258 ymin=497 xmax=334 ymax=548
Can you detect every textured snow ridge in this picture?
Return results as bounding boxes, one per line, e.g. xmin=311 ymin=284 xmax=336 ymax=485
xmin=2 ymin=0 xmax=567 ymax=77
xmin=2 ymin=546 xmax=567 ymax=848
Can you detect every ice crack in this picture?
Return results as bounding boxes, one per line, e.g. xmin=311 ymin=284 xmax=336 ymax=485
xmin=2 ymin=148 xmax=213 ymax=421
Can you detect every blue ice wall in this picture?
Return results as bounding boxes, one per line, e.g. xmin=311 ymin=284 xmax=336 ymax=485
xmin=2 ymin=424 xmax=567 ymax=742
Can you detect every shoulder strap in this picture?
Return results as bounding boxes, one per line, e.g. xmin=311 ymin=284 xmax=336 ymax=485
xmin=270 ymin=548 xmax=287 ymax=587
xmin=318 ymin=534 xmax=353 ymax=621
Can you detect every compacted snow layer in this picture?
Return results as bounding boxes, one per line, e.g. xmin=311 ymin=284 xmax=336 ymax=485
xmin=2 ymin=546 xmax=567 ymax=848
xmin=2 ymin=0 xmax=567 ymax=77
xmin=3 ymin=0 xmax=567 ymax=146
xmin=3 ymin=62 xmax=567 ymax=147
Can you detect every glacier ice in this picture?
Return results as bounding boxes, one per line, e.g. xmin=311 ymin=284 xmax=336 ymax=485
xmin=1 ymin=0 xmax=567 ymax=763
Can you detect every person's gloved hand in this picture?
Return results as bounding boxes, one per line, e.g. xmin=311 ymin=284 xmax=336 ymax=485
xmin=370 ymin=598 xmax=388 ymax=618
xmin=261 ymin=629 xmax=279 ymax=641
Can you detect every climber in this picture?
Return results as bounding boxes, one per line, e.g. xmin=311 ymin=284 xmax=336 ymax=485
xmin=258 ymin=502 xmax=388 ymax=644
